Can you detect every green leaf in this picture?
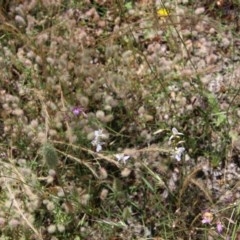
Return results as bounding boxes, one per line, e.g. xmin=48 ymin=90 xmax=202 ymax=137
xmin=213 ymin=112 xmax=227 ymax=127
xmin=125 ymin=1 xmax=133 ymax=10
xmin=141 ymin=176 xmax=154 ymax=193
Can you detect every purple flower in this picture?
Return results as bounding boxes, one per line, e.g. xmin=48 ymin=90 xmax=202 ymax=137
xmin=72 ymin=107 xmax=83 ymax=116
xmin=202 ymin=218 xmax=211 ymax=224
xmin=201 ymin=211 xmax=213 ymax=224
xmin=72 ymin=106 xmax=87 ymax=117
xmin=216 ymin=221 xmax=223 ymax=234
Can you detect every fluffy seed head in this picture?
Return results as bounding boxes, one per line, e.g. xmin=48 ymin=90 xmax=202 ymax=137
xmin=47 ymin=224 xmax=57 ymax=234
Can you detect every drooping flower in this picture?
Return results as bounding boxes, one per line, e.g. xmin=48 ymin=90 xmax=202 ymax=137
xmin=172 ymin=147 xmax=185 ymax=161
xmin=91 ymin=129 xmax=107 ymax=152
xmin=115 ymin=153 xmax=130 ymax=164
xmin=216 ymin=221 xmax=223 ymax=234
xmin=95 ymin=142 xmax=103 ymax=152
xmin=94 ymin=129 xmax=106 ymax=139
xmin=169 ymin=127 xmax=184 ymax=144
xmin=91 ymin=139 xmax=103 ymax=152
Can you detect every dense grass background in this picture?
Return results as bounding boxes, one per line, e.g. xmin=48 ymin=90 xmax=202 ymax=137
xmin=1 ymin=0 xmax=240 ymax=239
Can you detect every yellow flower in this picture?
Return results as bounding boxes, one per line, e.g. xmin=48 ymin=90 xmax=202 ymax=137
xmin=157 ymin=8 xmax=170 ymax=17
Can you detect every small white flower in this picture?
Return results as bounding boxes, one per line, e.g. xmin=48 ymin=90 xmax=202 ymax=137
xmin=91 ymin=139 xmax=104 ymax=152
xmin=169 ymin=127 xmax=184 ymax=144
xmin=96 ymin=144 xmax=102 ymax=152
xmin=94 ymin=129 xmax=106 ymax=139
xmin=91 ymin=129 xmax=106 ymax=152
xmin=173 ymin=147 xmax=185 ymax=161
xmin=115 ymin=153 xmax=130 ymax=164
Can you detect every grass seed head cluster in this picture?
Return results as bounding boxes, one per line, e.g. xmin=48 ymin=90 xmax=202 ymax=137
xmin=0 ymin=0 xmax=240 ymax=239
